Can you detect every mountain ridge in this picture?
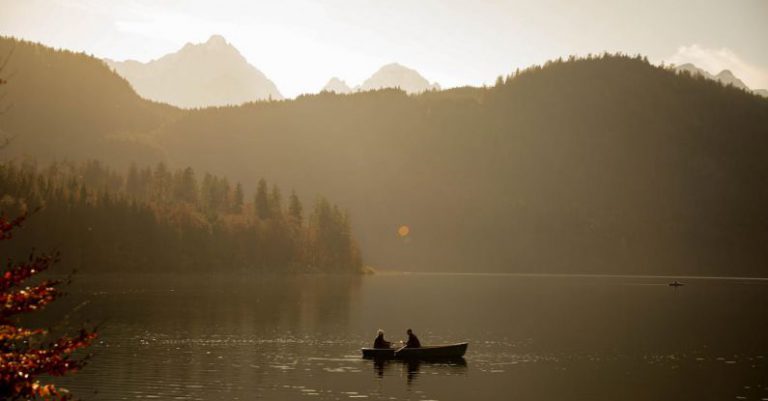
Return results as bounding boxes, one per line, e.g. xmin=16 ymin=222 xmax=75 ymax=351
xmin=321 ymin=63 xmax=440 ymax=95
xmin=105 ymin=35 xmax=283 ymax=108
xmin=674 ymin=62 xmax=766 ymax=96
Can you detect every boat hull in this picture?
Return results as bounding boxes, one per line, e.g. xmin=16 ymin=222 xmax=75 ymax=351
xmin=362 ymin=342 xmax=468 ymax=360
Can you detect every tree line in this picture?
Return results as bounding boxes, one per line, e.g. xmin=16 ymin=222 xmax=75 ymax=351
xmin=0 ymin=160 xmax=362 ymax=274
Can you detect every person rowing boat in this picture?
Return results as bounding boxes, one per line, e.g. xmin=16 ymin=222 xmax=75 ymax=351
xmin=403 ymin=328 xmax=421 ymax=348
xmin=373 ymin=329 xmax=392 ymax=349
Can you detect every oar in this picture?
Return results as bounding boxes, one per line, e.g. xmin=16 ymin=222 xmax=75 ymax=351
xmin=394 ymin=341 xmax=407 ymax=356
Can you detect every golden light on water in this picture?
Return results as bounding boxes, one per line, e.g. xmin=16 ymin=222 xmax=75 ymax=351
xmin=397 ymin=225 xmax=410 ymax=237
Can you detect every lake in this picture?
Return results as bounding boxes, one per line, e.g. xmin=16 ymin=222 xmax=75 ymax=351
xmin=38 ymin=273 xmax=768 ymax=401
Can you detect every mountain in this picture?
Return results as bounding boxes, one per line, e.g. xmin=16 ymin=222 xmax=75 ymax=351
xmin=105 ymin=35 xmax=282 ymax=108
xmin=714 ymin=70 xmax=750 ymax=90
xmin=357 ymin=63 xmax=440 ymax=94
xmin=5 ymin=39 xmax=768 ymax=277
xmin=322 ymin=77 xmax=352 ymax=94
xmin=321 ymin=65 xmax=439 ymax=94
xmin=674 ymin=63 xmax=766 ymax=96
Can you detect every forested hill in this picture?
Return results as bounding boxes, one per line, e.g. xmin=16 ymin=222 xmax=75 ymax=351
xmin=156 ymin=57 xmax=768 ymax=276
xmin=0 ymin=161 xmax=362 ymax=274
xmin=3 ymin=35 xmax=768 ymax=276
xmin=0 ymin=37 xmax=177 ymax=166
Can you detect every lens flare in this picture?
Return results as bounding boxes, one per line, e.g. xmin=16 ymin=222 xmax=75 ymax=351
xmin=397 ymin=225 xmax=410 ymax=237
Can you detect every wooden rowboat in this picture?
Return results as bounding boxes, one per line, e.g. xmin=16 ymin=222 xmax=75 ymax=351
xmin=362 ymin=342 xmax=468 ymax=360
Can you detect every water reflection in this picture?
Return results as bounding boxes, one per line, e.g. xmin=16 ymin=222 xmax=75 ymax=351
xmin=371 ymin=357 xmax=468 ymax=384
xmin=33 ymin=274 xmax=363 ymax=336
xmin=42 ymin=274 xmax=768 ymax=401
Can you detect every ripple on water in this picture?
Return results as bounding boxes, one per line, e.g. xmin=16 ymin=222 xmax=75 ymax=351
xmin=323 ymin=366 xmax=361 ymax=373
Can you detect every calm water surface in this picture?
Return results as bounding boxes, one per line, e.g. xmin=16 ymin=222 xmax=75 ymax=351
xmin=38 ymin=273 xmax=768 ymax=400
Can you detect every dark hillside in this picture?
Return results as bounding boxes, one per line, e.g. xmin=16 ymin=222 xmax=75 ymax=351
xmin=0 ymin=36 xmax=177 ymax=165
xmin=158 ymin=56 xmax=768 ymax=276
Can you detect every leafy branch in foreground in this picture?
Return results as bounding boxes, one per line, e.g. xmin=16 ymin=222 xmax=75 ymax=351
xmin=0 ymin=213 xmax=97 ymax=400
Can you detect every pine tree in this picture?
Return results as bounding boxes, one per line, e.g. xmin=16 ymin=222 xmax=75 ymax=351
xmin=218 ymin=177 xmax=231 ymax=212
xmin=126 ymin=163 xmax=141 ymax=197
xmin=269 ymin=184 xmax=282 ymax=217
xmin=152 ymin=162 xmax=172 ymax=204
xmin=288 ymin=190 xmax=303 ymax=226
xmin=174 ymin=167 xmax=198 ymax=204
xmin=233 ymin=182 xmax=244 ymax=213
xmin=255 ymin=178 xmax=270 ymax=219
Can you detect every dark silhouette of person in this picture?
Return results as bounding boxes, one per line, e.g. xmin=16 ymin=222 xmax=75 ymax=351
xmin=404 ymin=328 xmax=421 ymax=348
xmin=373 ymin=329 xmax=391 ymax=348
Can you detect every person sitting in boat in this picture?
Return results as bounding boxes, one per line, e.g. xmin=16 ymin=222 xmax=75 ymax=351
xmin=404 ymin=328 xmax=421 ymax=348
xmin=373 ymin=329 xmax=391 ymax=349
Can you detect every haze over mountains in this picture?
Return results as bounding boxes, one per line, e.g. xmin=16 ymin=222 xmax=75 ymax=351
xmin=356 ymin=63 xmax=440 ymax=94
xmin=103 ymin=34 xmax=765 ymax=107
xmin=674 ymin=63 xmax=768 ymax=97
xmin=105 ymin=35 xmax=283 ymax=108
xmin=105 ymin=35 xmax=440 ymax=105
xmin=3 ymin=36 xmax=768 ymax=277
xmin=322 ymin=64 xmax=440 ymax=95
xmin=322 ymin=77 xmax=352 ymax=94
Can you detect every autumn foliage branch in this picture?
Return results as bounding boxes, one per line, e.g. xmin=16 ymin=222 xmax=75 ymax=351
xmin=0 ymin=213 xmax=96 ymax=400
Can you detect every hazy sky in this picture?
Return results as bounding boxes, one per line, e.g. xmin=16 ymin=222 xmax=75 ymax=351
xmin=1 ymin=0 xmax=766 ymax=98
